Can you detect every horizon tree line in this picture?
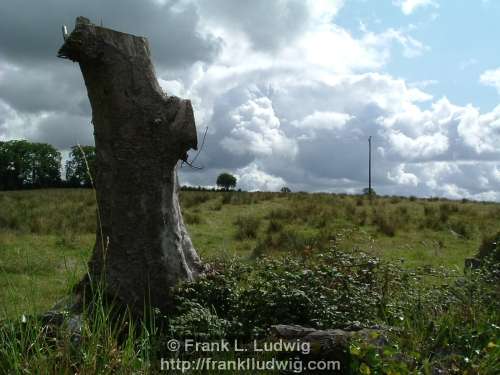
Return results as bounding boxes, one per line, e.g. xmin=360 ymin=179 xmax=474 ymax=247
xmin=0 ymin=139 xmax=247 ymax=192
xmin=0 ymin=140 xmax=96 ymax=190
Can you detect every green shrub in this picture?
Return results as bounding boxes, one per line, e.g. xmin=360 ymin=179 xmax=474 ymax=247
xmin=229 ymin=192 xmax=255 ymax=205
xmin=253 ymin=192 xmax=274 ymax=202
xmin=221 ymin=192 xmax=232 ymax=205
xmin=373 ymin=210 xmax=397 ymax=237
xmin=344 ymin=202 xmax=357 ymax=220
xmin=310 ymin=210 xmax=331 ymax=228
xmin=449 ymin=219 xmax=475 ymax=240
xmin=168 ymin=301 xmax=229 ymax=340
xmin=179 ymin=191 xmax=212 ymax=209
xmin=440 ymin=202 xmax=459 ymax=215
xmin=251 ymin=241 xmax=269 ymax=258
xmin=267 ymin=219 xmax=283 ymax=234
xmin=395 ymin=205 xmax=410 ymax=226
xmin=477 ymin=231 xmax=500 ymax=262
xmin=174 ymin=248 xmax=387 ymax=338
xmin=421 ymin=205 xmax=447 ymax=231
xmin=184 ymin=212 xmax=202 ymax=225
xmin=233 ymin=215 xmax=261 ymax=240
xmin=356 ymin=208 xmax=368 ymax=226
xmin=267 ymin=208 xmax=292 ymax=221
xmin=210 ymin=199 xmax=223 ymax=211
xmin=268 ymin=228 xmax=328 ymax=254
xmin=390 ymin=196 xmax=401 ymax=204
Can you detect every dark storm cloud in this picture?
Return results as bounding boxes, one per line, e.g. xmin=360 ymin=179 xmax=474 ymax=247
xmin=0 ymin=0 xmax=221 ymax=68
xmin=0 ymin=62 xmax=87 ymax=114
xmin=31 ymin=112 xmax=94 ymax=149
xmin=0 ymin=0 xmax=221 ymax=151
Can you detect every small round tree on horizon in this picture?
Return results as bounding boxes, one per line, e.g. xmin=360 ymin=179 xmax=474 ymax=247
xmin=216 ymin=172 xmax=237 ymax=191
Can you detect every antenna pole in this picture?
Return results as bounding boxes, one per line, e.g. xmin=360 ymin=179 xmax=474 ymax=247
xmin=368 ymin=136 xmax=372 ymax=197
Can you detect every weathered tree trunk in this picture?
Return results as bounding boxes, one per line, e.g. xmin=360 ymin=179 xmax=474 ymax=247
xmin=58 ymin=17 xmax=203 ymax=314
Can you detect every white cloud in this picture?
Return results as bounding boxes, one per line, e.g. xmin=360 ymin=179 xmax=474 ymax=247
xmin=294 ymin=111 xmax=352 ymax=131
xmin=0 ymin=99 xmax=93 ymax=148
xmin=158 ymin=78 xmax=187 ymax=97
xmin=457 ymin=104 xmax=500 ymax=154
xmin=388 ymin=164 xmax=419 ymax=186
xmin=235 ymin=163 xmax=286 ymax=191
xmin=1 ymin=0 xmax=500 ymax=201
xmin=180 ymin=58 xmax=500 ymax=199
xmin=386 ymin=131 xmax=449 ymax=159
xmin=393 ymin=0 xmax=439 ymax=15
xmin=220 ymin=95 xmax=297 ymax=159
xmin=408 ymin=79 xmax=438 ymax=89
xmin=364 ymin=28 xmax=429 ymax=58
xmin=480 ymin=67 xmax=500 ymax=94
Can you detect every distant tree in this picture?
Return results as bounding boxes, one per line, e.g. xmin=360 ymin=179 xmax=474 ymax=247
xmin=66 ymin=145 xmax=96 ymax=187
xmin=0 ymin=140 xmax=61 ymax=190
xmin=280 ymin=186 xmax=291 ymax=193
xmin=28 ymin=142 xmax=62 ymax=187
xmin=216 ymin=172 xmax=237 ymax=191
xmin=0 ymin=140 xmax=30 ymax=190
xmin=363 ymin=187 xmax=376 ymax=196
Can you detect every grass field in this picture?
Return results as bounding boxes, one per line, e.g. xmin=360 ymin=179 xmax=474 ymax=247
xmin=0 ymin=188 xmax=498 ymax=319
xmin=0 ymin=189 xmax=499 ymax=373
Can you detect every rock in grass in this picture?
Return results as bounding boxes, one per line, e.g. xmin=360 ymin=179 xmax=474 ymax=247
xmin=268 ymin=324 xmax=389 ymax=373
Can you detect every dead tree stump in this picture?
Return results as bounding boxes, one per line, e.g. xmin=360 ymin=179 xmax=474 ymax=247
xmin=58 ymin=17 xmax=203 ymax=314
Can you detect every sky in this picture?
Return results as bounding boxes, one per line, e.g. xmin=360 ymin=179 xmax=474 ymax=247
xmin=1 ymin=0 xmax=500 ymax=200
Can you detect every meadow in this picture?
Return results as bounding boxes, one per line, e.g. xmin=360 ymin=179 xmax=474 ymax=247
xmin=0 ymin=189 xmax=499 ymax=373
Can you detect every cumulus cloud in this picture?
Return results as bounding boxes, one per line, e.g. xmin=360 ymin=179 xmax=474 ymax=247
xmin=409 ymin=161 xmax=500 ymax=201
xmin=235 ymin=163 xmax=286 ymax=191
xmin=220 ymin=96 xmax=297 ymax=159
xmin=183 ymin=64 xmax=500 ymax=196
xmin=480 ymin=67 xmax=500 ymax=94
xmin=197 ymin=0 xmax=312 ymax=52
xmin=388 ymin=164 xmax=419 ymax=186
xmin=292 ymin=111 xmax=353 ymax=141
xmin=457 ymin=104 xmax=500 ymax=154
xmin=386 ymin=131 xmax=449 ymax=160
xmin=393 ymin=0 xmax=439 ymax=15
xmin=1 ymin=0 xmax=499 ymax=200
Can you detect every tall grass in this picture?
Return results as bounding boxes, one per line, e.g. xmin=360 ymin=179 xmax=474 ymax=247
xmin=0 ymin=189 xmax=96 ymax=235
xmin=0 ymin=279 xmax=159 ymax=373
xmin=233 ymin=215 xmax=261 ymax=240
xmin=0 ymin=189 xmax=499 ymax=373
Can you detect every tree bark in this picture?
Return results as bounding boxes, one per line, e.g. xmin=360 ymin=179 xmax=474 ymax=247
xmin=58 ymin=17 xmax=203 ymax=314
